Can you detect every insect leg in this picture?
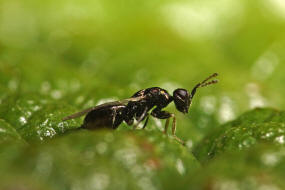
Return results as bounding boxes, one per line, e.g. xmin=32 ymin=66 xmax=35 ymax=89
xmin=151 ymin=108 xmax=172 ymax=133
xmin=151 ymin=108 xmax=185 ymax=145
xmin=164 ymin=117 xmax=170 ymax=134
xmin=111 ymin=106 xmax=126 ymax=129
xmin=122 ymin=103 xmax=135 ymax=126
xmin=112 ymin=108 xmax=117 ymax=127
xmin=142 ymin=114 xmax=150 ymax=129
xmin=133 ymin=106 xmax=148 ymax=130
xmin=170 ymin=114 xmax=185 ymax=145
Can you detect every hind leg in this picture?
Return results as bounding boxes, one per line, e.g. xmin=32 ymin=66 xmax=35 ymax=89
xmin=151 ymin=108 xmax=185 ymax=145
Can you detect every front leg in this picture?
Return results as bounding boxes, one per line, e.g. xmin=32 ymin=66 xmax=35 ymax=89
xmin=151 ymin=108 xmax=185 ymax=145
xmin=151 ymin=107 xmax=171 ymax=132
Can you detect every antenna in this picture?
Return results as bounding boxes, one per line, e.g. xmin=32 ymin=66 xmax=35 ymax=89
xmin=190 ymin=73 xmax=219 ymax=98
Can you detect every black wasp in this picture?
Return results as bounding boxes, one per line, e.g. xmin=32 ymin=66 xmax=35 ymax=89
xmin=63 ymin=73 xmax=219 ymax=145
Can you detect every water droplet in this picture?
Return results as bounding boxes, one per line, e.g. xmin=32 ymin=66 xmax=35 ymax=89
xmin=42 ymin=119 xmax=49 ymax=126
xmin=19 ymin=116 xmax=27 ymax=125
xmin=242 ymin=137 xmax=256 ymax=148
xmin=43 ymin=127 xmax=56 ymax=138
xmin=266 ymin=132 xmax=274 ymax=138
xmin=57 ymin=122 xmax=65 ymax=132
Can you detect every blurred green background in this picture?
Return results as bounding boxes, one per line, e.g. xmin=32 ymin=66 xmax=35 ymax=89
xmin=1 ymin=0 xmax=285 ymax=189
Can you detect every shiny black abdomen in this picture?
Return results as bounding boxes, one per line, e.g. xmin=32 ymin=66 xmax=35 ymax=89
xmin=82 ymin=105 xmax=125 ymax=129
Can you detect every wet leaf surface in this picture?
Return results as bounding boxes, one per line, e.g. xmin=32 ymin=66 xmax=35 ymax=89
xmin=0 ymin=119 xmax=24 ymax=143
xmin=189 ymin=144 xmax=285 ymax=190
xmin=194 ymin=108 xmax=285 ymax=163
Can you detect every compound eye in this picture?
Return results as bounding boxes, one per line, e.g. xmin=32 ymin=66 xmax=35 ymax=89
xmin=178 ymin=90 xmax=187 ymax=98
xmin=174 ymin=89 xmax=189 ymax=101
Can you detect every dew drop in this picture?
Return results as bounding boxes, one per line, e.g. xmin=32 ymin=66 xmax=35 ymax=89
xmin=43 ymin=127 xmax=56 ymax=138
xmin=19 ymin=116 xmax=27 ymax=125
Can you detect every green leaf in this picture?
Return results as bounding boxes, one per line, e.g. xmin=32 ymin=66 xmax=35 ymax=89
xmin=194 ymin=108 xmax=285 ymax=163
xmin=189 ymin=144 xmax=285 ymax=190
xmin=19 ymin=103 xmax=81 ymax=142
xmin=0 ymin=119 xmax=25 ymax=144
xmin=0 ymin=93 xmax=49 ymax=131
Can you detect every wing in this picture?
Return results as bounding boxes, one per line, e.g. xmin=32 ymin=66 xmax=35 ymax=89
xmin=62 ymin=96 xmax=145 ymax=121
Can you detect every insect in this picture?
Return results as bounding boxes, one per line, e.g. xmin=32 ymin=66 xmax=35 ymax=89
xmin=62 ymin=73 xmax=219 ymax=145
